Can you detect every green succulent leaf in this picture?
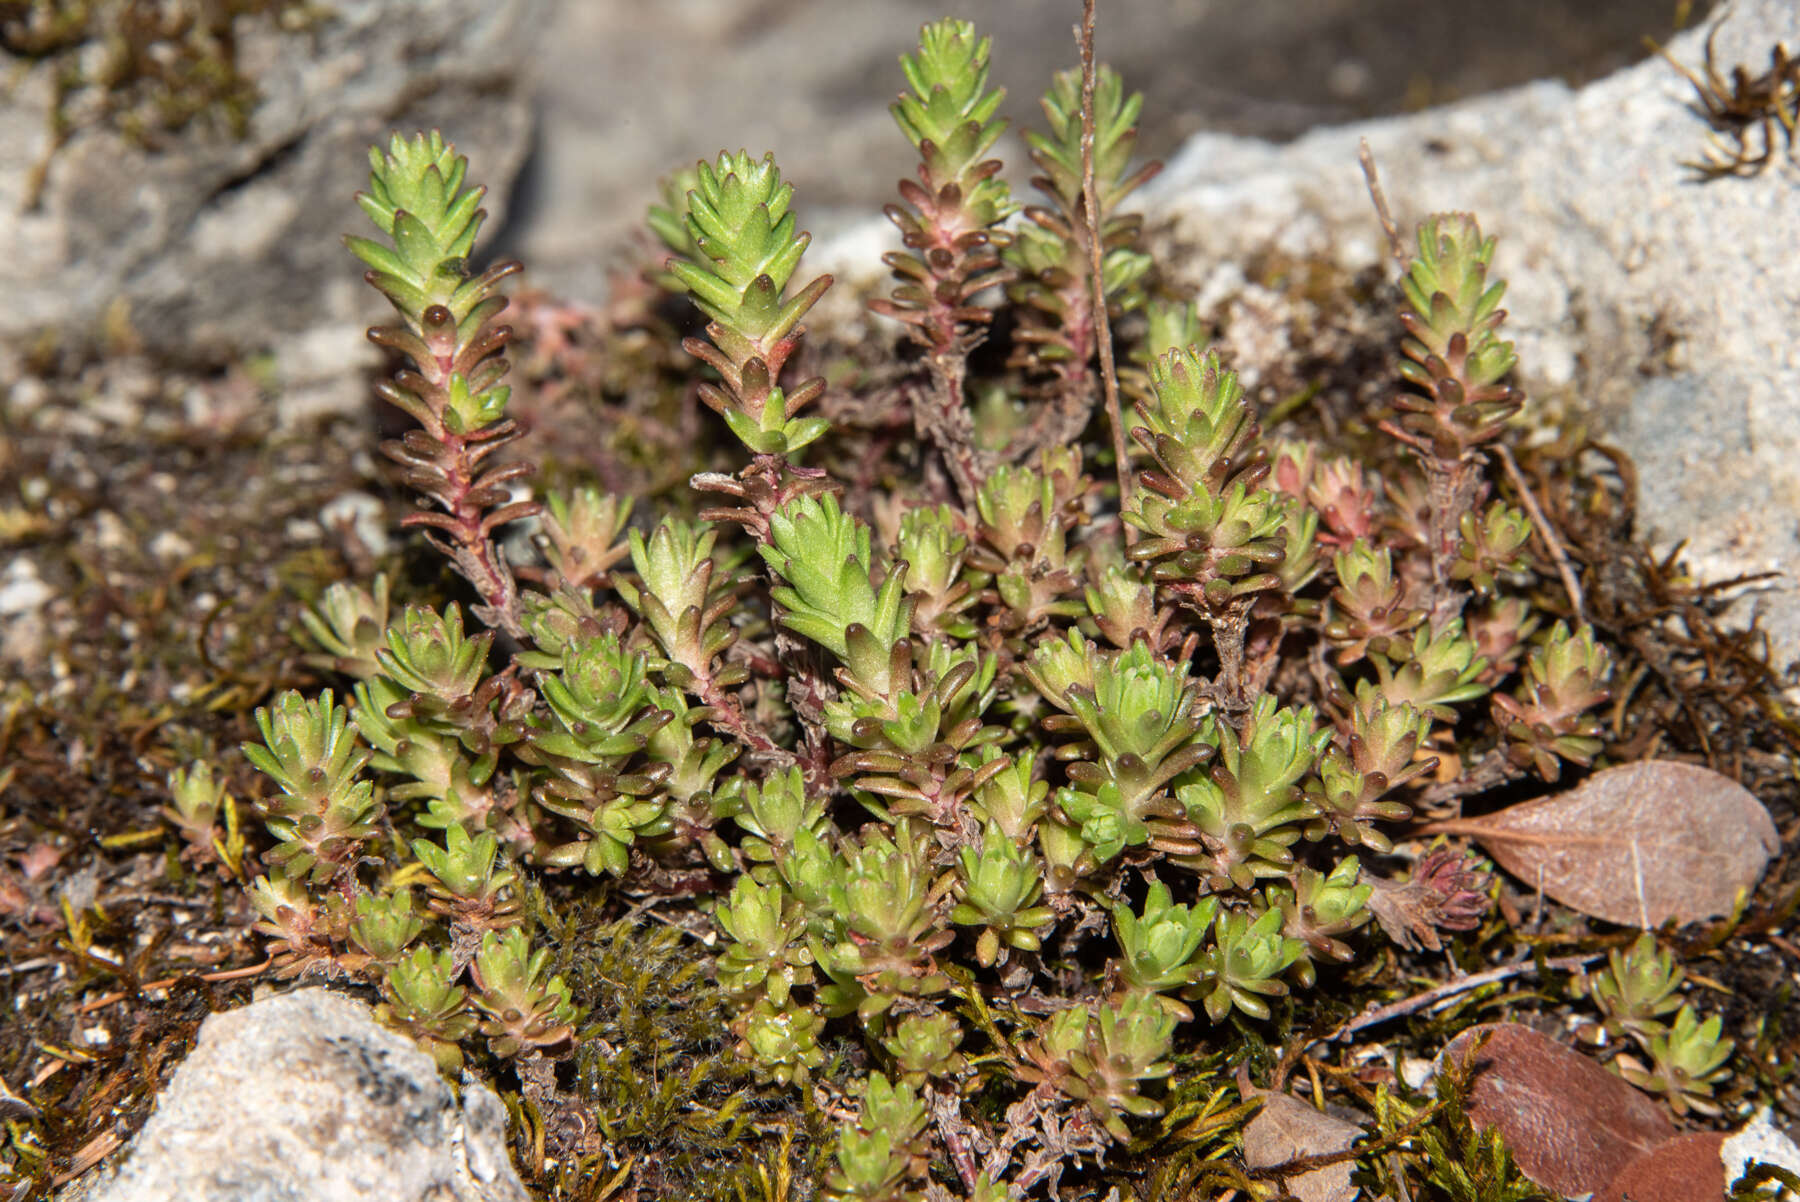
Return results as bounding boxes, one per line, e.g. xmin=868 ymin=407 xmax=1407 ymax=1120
xmin=762 ymin=494 xmax=913 ymax=696
xmin=891 ymin=19 xmax=1017 ymax=227
xmin=349 ymin=130 xmax=508 ymax=336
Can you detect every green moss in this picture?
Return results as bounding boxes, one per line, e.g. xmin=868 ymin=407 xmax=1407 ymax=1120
xmin=524 ymin=895 xmax=830 ymax=1197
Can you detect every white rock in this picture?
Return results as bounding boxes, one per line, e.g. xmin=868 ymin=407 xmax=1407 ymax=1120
xmin=319 ymin=492 xmax=393 ymax=558
xmin=0 ymin=559 xmax=53 ymax=616
xmin=88 ymin=511 xmax=131 ymax=555
xmin=1723 ymin=1111 xmax=1800 ymax=1196
xmin=1397 ymin=1056 xmax=1435 ymax=1093
xmin=0 ymin=0 xmax=548 ymax=364
xmin=1137 ymin=0 xmax=1800 ymax=671
xmin=58 ymin=989 xmax=527 ymax=1202
xmin=148 ymin=531 xmax=194 ymax=564
xmin=7 ymin=375 xmax=50 ymax=417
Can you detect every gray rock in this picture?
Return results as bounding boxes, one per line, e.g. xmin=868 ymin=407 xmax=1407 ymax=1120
xmin=806 ymin=2 xmax=1800 ymax=670
xmin=1125 ymin=0 xmax=1800 ymax=672
xmin=60 ymin=989 xmax=527 ymax=1202
xmin=506 ymin=0 xmax=1679 ymax=304
xmin=0 ymin=0 xmax=549 ymax=365
xmin=540 ymin=0 xmax=1798 ymax=671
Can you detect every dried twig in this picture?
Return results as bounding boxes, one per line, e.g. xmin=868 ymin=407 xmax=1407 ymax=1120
xmin=75 ymin=956 xmax=274 ymax=1014
xmin=0 ymin=956 xmax=58 ymax=979
xmin=1317 ymin=951 xmax=1600 ymax=1043
xmin=0 ymin=1070 xmax=38 ymax=1119
xmin=1078 ymin=0 xmax=1134 ymax=528
xmin=1358 ymin=139 xmax=1409 ymax=277
xmin=1497 ymin=443 xmax=1586 ymax=622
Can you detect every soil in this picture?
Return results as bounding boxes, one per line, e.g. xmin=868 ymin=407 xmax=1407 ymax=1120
xmin=0 ymin=360 xmax=393 ymax=1191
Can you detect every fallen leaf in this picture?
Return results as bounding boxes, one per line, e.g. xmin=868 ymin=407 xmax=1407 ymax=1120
xmin=1426 ymin=761 xmax=1777 ymax=927
xmin=17 ymin=841 xmax=62 ymax=881
xmin=1596 ymin=1132 xmax=1726 ymax=1202
xmin=1241 ymin=1090 xmax=1362 ymax=1202
xmin=0 ymin=870 xmax=27 ymax=919
xmin=1440 ymin=1022 xmax=1675 ymax=1195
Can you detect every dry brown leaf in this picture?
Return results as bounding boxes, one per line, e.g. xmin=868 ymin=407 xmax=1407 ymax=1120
xmin=1441 ymin=1022 xmax=1675 ymax=1195
xmin=17 ymin=841 xmax=63 ymax=881
xmin=1596 ymin=1131 xmax=1728 ymax=1202
xmin=1426 ymin=761 xmax=1777 ymax=927
xmin=1241 ymin=1090 xmax=1362 ymax=1202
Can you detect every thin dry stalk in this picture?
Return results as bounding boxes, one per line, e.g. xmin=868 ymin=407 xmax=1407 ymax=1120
xmin=1078 ymin=0 xmax=1134 ymax=530
xmin=1358 ymin=139 xmax=1410 ymax=277
xmin=1496 ymin=443 xmax=1586 ymax=622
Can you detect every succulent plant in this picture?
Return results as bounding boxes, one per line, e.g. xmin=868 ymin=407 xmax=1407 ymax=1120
xmin=871 ymin=19 xmax=1019 ymax=503
xmin=1005 ymin=60 xmax=1158 ymax=452
xmin=411 ymin=821 xmax=521 ymax=933
xmin=1022 ymin=995 xmax=1176 ymax=1141
xmin=662 ymin=150 xmax=833 ymax=459
xmin=348 ymin=132 xmax=538 ymax=636
xmin=217 ymin=30 xmax=1674 ymax=1196
xmin=347 ymin=887 xmax=424 ymax=968
xmin=378 ymin=945 xmax=477 ymax=1073
xmin=1581 ymin=933 xmax=1685 ymax=1044
xmin=243 ymin=690 xmax=381 ymax=883
xmin=1578 ymin=933 xmax=1734 ymax=1117
xmin=1195 ymin=907 xmax=1305 ymax=1023
xmin=470 ymin=927 xmax=579 ymax=1059
xmin=883 ymin=1010 xmax=967 ymax=1087
xmin=1617 ymin=1005 xmax=1735 ymax=1117
xmin=952 ymin=822 xmax=1056 ymax=965
xmin=1112 ymin=880 xmax=1217 ymax=1010
xmin=1492 ymin=621 xmax=1611 ymax=780
xmin=162 ymin=761 xmax=242 ymax=875
xmin=715 ymin=874 xmax=814 ymax=1008
xmin=299 ymin=575 xmax=391 ymax=679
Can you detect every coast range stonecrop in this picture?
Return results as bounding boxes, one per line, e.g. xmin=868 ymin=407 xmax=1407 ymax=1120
xmin=213 ymin=15 xmax=1747 ymax=1201
xmin=871 ymin=18 xmax=1019 ymax=503
xmin=347 ymin=131 xmax=539 ymax=639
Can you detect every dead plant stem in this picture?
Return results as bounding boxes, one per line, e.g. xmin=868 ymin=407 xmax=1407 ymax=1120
xmin=1317 ymin=951 xmax=1600 ymax=1043
xmin=76 ymin=957 xmax=274 ymax=1014
xmin=1078 ymin=0 xmax=1134 ymax=535
xmin=1358 ymin=139 xmax=1410 ymax=277
xmin=1497 ymin=443 xmax=1586 ymax=622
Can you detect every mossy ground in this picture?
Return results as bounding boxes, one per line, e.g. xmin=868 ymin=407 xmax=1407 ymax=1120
xmin=1 ymin=244 xmax=1797 ymax=1200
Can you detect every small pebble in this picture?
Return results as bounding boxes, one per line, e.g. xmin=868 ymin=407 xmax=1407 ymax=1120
xmin=149 ymin=530 xmax=194 ymax=563
xmin=320 ymin=491 xmax=392 ymax=557
xmin=0 ymin=559 xmax=52 ymax=616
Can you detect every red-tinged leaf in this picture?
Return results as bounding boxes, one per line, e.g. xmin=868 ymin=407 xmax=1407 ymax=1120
xmin=1441 ymin=1023 xmax=1675 ymax=1195
xmin=0 ymin=870 xmax=28 ymax=919
xmin=18 ymin=842 xmax=62 ymax=881
xmin=1426 ymin=761 xmax=1777 ymax=927
xmin=1596 ymin=1132 xmax=1727 ymax=1202
xmin=1241 ymin=1090 xmax=1362 ymax=1202
xmin=1365 ymin=846 xmax=1493 ymax=951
